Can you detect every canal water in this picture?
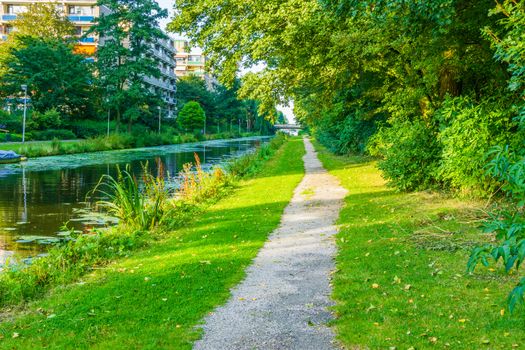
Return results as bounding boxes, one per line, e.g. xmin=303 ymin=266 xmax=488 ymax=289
xmin=0 ymin=137 xmax=270 ymax=265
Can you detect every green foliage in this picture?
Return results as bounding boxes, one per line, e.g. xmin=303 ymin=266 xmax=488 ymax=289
xmin=30 ymin=129 xmax=76 ymax=141
xmin=176 ymin=76 xmax=274 ymax=134
xmin=10 ymin=3 xmax=75 ymax=40
xmin=89 ymin=0 xmax=167 ymax=131
xmin=227 ymin=133 xmax=287 ymax=177
xmin=0 ymin=36 xmax=95 ymax=119
xmin=372 ymin=120 xmax=441 ymax=191
xmin=28 ymin=108 xmax=61 ymax=130
xmin=468 ymin=146 xmax=525 ymax=311
xmin=178 ymin=101 xmax=205 ymax=132
xmin=93 ymin=164 xmax=168 ymax=231
xmin=437 ymin=96 xmax=517 ymax=195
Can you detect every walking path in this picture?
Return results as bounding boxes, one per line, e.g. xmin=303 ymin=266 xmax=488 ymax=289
xmin=194 ymin=138 xmax=348 ymax=350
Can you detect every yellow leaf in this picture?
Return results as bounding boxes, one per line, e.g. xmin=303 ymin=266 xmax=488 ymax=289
xmin=372 ymin=283 xmax=380 ymax=289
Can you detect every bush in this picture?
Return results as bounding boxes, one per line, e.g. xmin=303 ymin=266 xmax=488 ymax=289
xmin=0 ymin=112 xmax=23 ymax=134
xmin=437 ymin=96 xmax=518 ymax=196
xmin=29 ymin=109 xmax=62 ymax=130
xmin=468 ymin=145 xmax=525 ymax=312
xmin=371 ymin=120 xmax=441 ymax=191
xmin=31 ymin=129 xmax=76 ymax=141
xmin=67 ymin=120 xmax=114 ymax=139
xmin=315 ymin=115 xmax=376 ymax=155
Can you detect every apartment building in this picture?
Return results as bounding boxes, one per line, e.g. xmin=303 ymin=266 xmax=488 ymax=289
xmin=0 ymin=0 xmax=176 ymax=117
xmin=174 ymin=39 xmax=206 ymax=78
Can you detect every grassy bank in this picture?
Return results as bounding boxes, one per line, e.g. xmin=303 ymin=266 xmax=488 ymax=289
xmin=0 ymin=131 xmax=264 ymax=158
xmin=0 ymin=137 xmax=305 ymax=348
xmin=311 ymin=141 xmax=525 ymax=349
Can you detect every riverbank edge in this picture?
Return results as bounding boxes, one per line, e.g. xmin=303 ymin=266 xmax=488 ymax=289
xmin=0 ymin=131 xmax=268 ymax=158
xmin=0 ymin=136 xmax=306 ymax=349
xmin=311 ymin=140 xmax=525 ymax=349
xmin=0 ymin=134 xmax=287 ymax=309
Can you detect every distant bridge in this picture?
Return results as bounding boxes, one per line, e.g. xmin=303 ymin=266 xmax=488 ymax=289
xmin=274 ymin=124 xmax=303 ymax=130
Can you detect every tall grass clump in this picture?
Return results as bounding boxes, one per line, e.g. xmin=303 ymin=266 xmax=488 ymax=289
xmin=92 ymin=163 xmax=169 ymax=231
xmin=0 ymin=135 xmax=287 ymax=308
xmin=228 ymin=133 xmax=287 ymax=178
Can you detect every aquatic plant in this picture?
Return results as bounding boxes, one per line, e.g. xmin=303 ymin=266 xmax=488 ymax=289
xmin=92 ymin=163 xmax=168 ymax=231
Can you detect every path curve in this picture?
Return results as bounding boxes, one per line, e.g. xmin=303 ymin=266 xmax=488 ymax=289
xmin=193 ymin=138 xmax=348 ymax=350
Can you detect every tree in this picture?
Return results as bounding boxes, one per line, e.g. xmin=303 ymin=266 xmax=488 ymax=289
xmin=176 ymin=75 xmax=215 ymax=119
xmin=0 ymin=36 xmax=95 ymax=119
xmin=89 ymin=0 xmax=167 ymax=132
xmin=178 ymin=101 xmax=205 ymax=132
xmin=11 ymin=3 xmax=75 ymax=40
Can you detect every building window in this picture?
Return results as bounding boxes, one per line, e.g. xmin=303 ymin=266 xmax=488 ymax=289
xmin=69 ymin=6 xmax=93 ymax=15
xmin=7 ymin=5 xmax=27 ymax=14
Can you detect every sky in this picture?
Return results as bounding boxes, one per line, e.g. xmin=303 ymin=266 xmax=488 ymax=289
xmin=157 ymin=0 xmax=296 ymax=123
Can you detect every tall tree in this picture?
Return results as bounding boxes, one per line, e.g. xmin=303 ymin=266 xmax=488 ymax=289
xmin=0 ymin=36 xmax=95 ymax=119
xmin=89 ymin=0 xmax=167 ymax=131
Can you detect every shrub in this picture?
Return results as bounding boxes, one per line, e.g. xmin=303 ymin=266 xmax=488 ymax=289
xmin=68 ymin=120 xmax=114 ymax=139
xmin=29 ymin=109 xmax=62 ymax=130
xmin=31 ymin=129 xmax=76 ymax=141
xmin=371 ymin=120 xmax=441 ymax=191
xmin=468 ymin=145 xmax=525 ymax=312
xmin=316 ymin=115 xmax=376 ymax=155
xmin=437 ymin=96 xmax=517 ymax=196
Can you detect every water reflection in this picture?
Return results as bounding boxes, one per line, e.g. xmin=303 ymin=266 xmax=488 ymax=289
xmin=0 ymin=137 xmax=269 ymax=264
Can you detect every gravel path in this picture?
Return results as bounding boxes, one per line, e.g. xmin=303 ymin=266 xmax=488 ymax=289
xmin=193 ymin=137 xmax=347 ymax=350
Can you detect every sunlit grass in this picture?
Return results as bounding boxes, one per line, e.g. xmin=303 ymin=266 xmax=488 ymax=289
xmin=0 ymin=137 xmax=306 ymax=349
xmin=312 ymin=140 xmax=525 ymax=349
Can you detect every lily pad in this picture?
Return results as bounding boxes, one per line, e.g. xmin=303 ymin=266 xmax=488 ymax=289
xmin=16 ymin=235 xmax=62 ymax=244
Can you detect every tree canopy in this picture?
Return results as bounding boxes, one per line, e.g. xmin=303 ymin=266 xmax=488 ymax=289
xmin=178 ymin=101 xmax=205 ymax=132
xmin=89 ymin=0 xmax=168 ymax=131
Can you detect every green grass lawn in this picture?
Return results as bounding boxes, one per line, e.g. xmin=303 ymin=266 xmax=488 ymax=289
xmin=0 ymin=140 xmax=80 ymax=155
xmin=312 ymin=141 xmax=525 ymax=349
xmin=0 ymin=138 xmax=306 ymax=349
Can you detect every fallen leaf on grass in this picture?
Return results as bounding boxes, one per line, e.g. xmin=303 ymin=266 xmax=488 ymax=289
xmin=372 ymin=283 xmax=380 ymax=289
xmin=12 ymin=333 xmax=19 ymax=339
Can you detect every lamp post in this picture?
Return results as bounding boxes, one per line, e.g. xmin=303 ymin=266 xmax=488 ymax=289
xmin=157 ymin=106 xmax=161 ymax=134
xmin=106 ymin=86 xmax=112 ymax=137
xmin=203 ymin=113 xmax=206 ymax=136
xmin=21 ymin=84 xmax=28 ymax=143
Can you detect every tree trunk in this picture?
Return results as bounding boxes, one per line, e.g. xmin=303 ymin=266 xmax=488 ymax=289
xmin=439 ymin=66 xmax=461 ymax=98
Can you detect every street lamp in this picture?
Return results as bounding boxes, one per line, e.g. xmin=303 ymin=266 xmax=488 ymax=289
xmin=106 ymin=86 xmax=112 ymax=137
xmin=157 ymin=106 xmax=161 ymax=134
xmin=21 ymin=84 xmax=28 ymax=143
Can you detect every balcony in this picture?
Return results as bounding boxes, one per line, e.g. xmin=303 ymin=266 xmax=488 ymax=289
xmin=2 ymin=15 xmax=17 ymax=21
xmin=68 ymin=15 xmax=94 ymax=22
